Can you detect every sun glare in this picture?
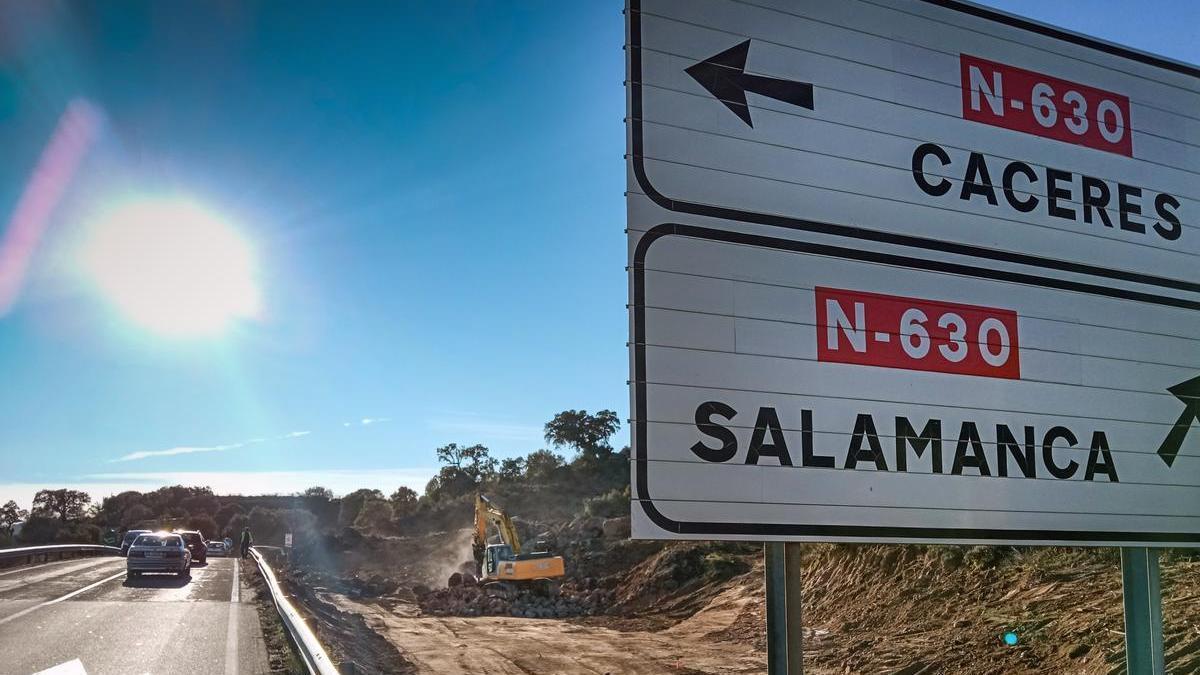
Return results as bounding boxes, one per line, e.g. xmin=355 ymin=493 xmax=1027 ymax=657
xmin=81 ymin=197 xmax=261 ymax=337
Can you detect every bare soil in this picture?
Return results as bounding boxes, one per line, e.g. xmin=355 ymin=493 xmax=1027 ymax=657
xmin=330 ymin=592 xmax=764 ymax=675
xmin=284 ymin=527 xmax=1200 ymax=675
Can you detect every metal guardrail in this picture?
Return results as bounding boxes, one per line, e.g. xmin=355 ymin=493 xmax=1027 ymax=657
xmin=249 ymin=546 xmax=338 ymax=675
xmin=0 ymin=544 xmax=120 ymax=564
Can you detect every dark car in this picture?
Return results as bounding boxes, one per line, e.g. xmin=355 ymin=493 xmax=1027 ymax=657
xmin=119 ymin=529 xmax=152 ymax=556
xmin=174 ymin=530 xmax=207 ymax=564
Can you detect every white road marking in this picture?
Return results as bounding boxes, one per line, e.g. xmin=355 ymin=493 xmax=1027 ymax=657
xmin=225 ymin=558 xmax=240 ymax=675
xmin=34 ymin=658 xmax=89 ymax=674
xmin=230 ymin=558 xmax=240 ymax=604
xmin=0 ymin=570 xmax=126 ymax=626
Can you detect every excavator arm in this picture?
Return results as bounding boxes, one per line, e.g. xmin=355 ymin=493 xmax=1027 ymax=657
xmin=474 ymin=494 xmax=523 ymax=558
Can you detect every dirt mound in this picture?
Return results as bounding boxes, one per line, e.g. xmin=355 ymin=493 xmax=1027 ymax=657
xmin=414 ymin=580 xmax=615 ymax=618
xmin=721 ymin=545 xmax=1200 ymax=674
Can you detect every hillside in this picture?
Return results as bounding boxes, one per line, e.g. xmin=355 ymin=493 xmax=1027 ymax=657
xmin=273 ymin=523 xmax=1200 ymax=674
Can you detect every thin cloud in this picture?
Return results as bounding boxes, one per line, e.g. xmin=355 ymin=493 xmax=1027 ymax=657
xmin=113 ymin=429 xmax=311 ymax=463
xmin=113 ymin=442 xmax=244 ymax=463
xmin=340 ymin=417 xmax=390 ymax=428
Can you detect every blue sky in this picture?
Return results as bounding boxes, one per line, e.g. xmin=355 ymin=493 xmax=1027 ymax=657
xmin=0 ymin=1 xmax=1196 ymax=507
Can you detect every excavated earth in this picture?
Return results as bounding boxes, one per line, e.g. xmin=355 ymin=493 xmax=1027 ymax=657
xmin=280 ymin=524 xmax=1200 ymax=674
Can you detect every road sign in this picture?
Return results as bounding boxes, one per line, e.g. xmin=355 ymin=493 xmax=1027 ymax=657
xmin=627 ymin=0 xmax=1200 ymax=545
xmin=284 ymin=533 xmax=293 ymax=548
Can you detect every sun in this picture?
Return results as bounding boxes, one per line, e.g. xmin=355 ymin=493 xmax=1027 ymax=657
xmin=80 ymin=197 xmax=262 ymax=337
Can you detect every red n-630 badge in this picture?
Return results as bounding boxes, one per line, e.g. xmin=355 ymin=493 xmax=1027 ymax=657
xmin=960 ymin=54 xmax=1133 ymax=157
xmin=816 ymin=287 xmax=1021 ymax=379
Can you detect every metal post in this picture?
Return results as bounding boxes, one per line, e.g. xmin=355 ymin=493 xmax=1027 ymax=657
xmin=766 ymin=542 xmax=788 ymax=675
xmin=784 ymin=542 xmax=804 ymax=675
xmin=1121 ymin=547 xmax=1165 ymax=675
xmin=766 ymin=542 xmax=804 ymax=674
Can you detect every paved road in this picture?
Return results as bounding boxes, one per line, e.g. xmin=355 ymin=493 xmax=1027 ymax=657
xmin=0 ymin=555 xmax=270 ymax=674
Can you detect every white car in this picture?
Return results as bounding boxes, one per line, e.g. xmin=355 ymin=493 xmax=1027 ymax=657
xmin=206 ymin=540 xmax=228 ymax=556
xmin=126 ymin=532 xmax=191 ymax=577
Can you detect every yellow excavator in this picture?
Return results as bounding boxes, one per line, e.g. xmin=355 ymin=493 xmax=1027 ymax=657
xmin=470 ymin=494 xmax=565 ymax=593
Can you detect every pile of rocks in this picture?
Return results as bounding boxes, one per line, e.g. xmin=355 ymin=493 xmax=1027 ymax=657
xmin=413 ymin=579 xmax=615 ymax=619
xmin=289 ymin=567 xmax=401 ymax=599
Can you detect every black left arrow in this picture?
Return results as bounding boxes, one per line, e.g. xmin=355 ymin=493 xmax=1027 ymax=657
xmin=685 ymin=40 xmax=814 ymax=128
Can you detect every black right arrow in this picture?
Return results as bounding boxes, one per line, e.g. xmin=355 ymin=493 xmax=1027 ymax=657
xmin=685 ymin=40 xmax=814 ymax=128
xmin=1157 ymin=374 xmax=1200 ymax=468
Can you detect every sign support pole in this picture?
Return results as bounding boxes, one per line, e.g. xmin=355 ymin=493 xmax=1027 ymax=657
xmin=784 ymin=542 xmax=804 ymax=675
xmin=1121 ymin=547 xmax=1165 ymax=675
xmin=765 ymin=543 xmax=804 ymax=675
xmin=766 ymin=543 xmax=787 ymax=674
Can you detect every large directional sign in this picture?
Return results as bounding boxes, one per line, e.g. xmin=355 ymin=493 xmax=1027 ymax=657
xmin=626 ymin=0 xmax=1200 ymax=545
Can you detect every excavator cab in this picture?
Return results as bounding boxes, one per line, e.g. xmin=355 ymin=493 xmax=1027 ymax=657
xmin=484 ymin=543 xmax=515 ymax=576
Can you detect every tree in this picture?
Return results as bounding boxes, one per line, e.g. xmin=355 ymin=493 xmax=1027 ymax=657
xmin=435 ymin=443 xmax=496 ymax=482
xmin=389 ymin=487 xmax=418 ymax=518
xmin=423 ymin=475 xmax=441 ymax=499
xmin=355 ymin=499 xmax=393 ymax=533
xmin=97 ymin=491 xmax=144 ymax=528
xmin=181 ymin=493 xmax=219 ymax=518
xmin=248 ymin=507 xmax=284 ymax=544
xmin=214 ymin=503 xmax=244 ymax=531
xmin=425 ymin=466 xmax=476 ymax=502
xmin=0 ymin=500 xmax=27 ymax=537
xmin=224 ymin=513 xmax=249 ymax=539
xmin=187 ymin=515 xmax=219 ymax=539
xmin=497 ymin=457 xmax=526 ymax=482
xmin=544 ymin=410 xmax=620 ymax=460
xmin=162 ymin=506 xmax=188 ymax=528
xmin=123 ymin=504 xmax=155 ymax=529
xmin=31 ymin=489 xmax=91 ymax=524
xmin=338 ymin=489 xmax=384 ymax=528
xmin=525 ymin=449 xmax=565 ymax=484
xmin=16 ymin=516 xmax=60 ymax=544
xmin=301 ymin=486 xmax=334 ymax=500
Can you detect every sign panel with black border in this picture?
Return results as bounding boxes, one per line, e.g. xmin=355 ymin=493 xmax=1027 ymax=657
xmin=626 ymin=0 xmax=1200 ymax=545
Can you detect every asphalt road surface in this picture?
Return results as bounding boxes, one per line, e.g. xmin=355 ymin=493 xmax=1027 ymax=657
xmin=0 ymin=555 xmax=270 ymax=674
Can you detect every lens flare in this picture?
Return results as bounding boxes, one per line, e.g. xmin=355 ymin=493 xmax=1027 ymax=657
xmin=80 ymin=197 xmax=261 ymax=337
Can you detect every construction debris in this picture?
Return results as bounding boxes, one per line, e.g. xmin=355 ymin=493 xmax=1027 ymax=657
xmin=414 ymin=578 xmax=616 ymax=619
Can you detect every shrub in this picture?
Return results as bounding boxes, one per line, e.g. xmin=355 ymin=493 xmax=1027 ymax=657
xmin=582 ymin=486 xmax=629 ymax=519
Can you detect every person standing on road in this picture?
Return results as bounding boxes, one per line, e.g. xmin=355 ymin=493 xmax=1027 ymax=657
xmin=240 ymin=527 xmax=252 ymax=558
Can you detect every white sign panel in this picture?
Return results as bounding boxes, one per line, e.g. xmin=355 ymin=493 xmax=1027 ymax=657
xmin=284 ymin=532 xmax=293 ymax=548
xmin=626 ymin=0 xmax=1200 ymax=545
